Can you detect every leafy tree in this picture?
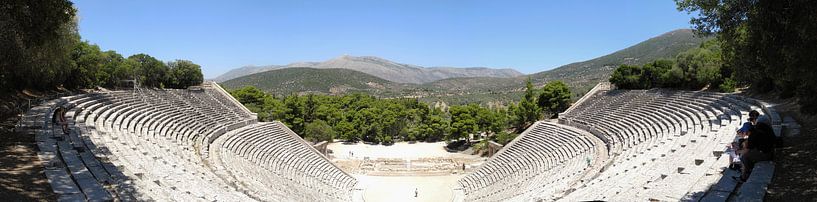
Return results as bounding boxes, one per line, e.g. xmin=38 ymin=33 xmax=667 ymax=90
xmin=493 ymin=131 xmax=518 ymax=145
xmin=642 ymin=60 xmax=674 ymax=88
xmin=230 ymin=86 xmax=268 ymax=106
xmin=283 ymin=95 xmax=306 ymax=134
xmin=675 ymin=41 xmax=723 ymax=89
xmin=66 ymin=41 xmax=105 ymax=89
xmin=609 ymin=41 xmax=727 ymax=91
xmin=513 ymin=79 xmax=541 ymax=131
xmin=676 ymin=0 xmax=817 ymax=114
xmin=719 ymin=77 xmax=737 ymax=93
xmin=0 ymin=1 xmax=205 ymax=93
xmin=128 ymin=54 xmax=168 ymax=88
xmin=99 ymin=50 xmax=133 ymax=88
xmin=334 ymin=119 xmax=358 ymax=141
xmin=609 ymin=65 xmax=643 ymax=89
xmin=1 ymin=0 xmax=78 ymax=90
xmin=659 ymin=65 xmax=683 ymax=88
xmin=355 ymin=107 xmax=381 ymax=142
xmin=449 ymin=105 xmax=479 ymax=141
xmin=478 ymin=107 xmax=507 ymax=135
xmin=304 ymin=120 xmax=335 ymax=143
xmin=420 ymin=108 xmax=449 ymax=142
xmin=167 ymin=60 xmax=203 ymax=89
xmin=538 ymin=81 xmax=572 ymax=118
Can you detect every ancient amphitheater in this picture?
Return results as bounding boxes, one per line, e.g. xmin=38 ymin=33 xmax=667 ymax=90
xmin=18 ymin=82 xmax=781 ymax=201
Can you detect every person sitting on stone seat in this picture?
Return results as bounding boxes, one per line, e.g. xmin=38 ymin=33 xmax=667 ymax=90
xmin=727 ymin=122 xmax=752 ymax=169
xmin=728 ymin=113 xmax=756 ymax=169
xmin=739 ymin=123 xmax=776 ymax=181
xmin=55 ymin=107 xmax=69 ymax=135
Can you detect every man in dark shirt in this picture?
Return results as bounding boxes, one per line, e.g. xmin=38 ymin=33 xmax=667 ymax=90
xmin=740 ymin=122 xmax=776 ymax=181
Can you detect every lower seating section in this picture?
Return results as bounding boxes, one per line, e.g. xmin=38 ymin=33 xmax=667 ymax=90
xmin=556 ymin=89 xmax=779 ymax=201
xmin=209 ymin=122 xmax=358 ymax=201
xmin=456 ymin=121 xmax=607 ymax=201
xmin=19 ymin=86 xmax=355 ymax=201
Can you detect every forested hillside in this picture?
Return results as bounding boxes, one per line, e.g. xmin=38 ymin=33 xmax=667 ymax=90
xmin=220 ymin=67 xmax=411 ymax=97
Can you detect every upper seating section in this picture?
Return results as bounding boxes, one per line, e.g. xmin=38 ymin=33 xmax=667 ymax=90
xmin=457 ymin=121 xmax=606 ymax=201
xmin=82 ymin=88 xmax=256 ymax=148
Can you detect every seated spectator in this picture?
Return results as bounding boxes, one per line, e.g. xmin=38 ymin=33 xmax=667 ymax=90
xmin=727 ymin=125 xmax=750 ymax=169
xmin=748 ymin=110 xmax=760 ymax=123
xmin=748 ymin=110 xmax=777 ymax=127
xmin=736 ymin=121 xmax=752 ymax=137
xmin=739 ymin=122 xmax=776 ymax=181
xmin=54 ymin=107 xmax=69 ymax=135
xmin=728 ymin=116 xmax=755 ymax=169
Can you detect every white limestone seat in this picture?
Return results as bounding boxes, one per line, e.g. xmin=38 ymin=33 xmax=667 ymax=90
xmin=458 ymin=121 xmax=605 ymax=201
xmin=557 ymin=89 xmax=778 ymax=201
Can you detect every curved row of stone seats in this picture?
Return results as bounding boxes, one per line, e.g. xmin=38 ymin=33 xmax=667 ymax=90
xmin=74 ymin=91 xmax=254 ymax=201
xmin=21 ymin=86 xmax=260 ymax=201
xmin=557 ymin=89 xmax=777 ymax=201
xmin=456 ymin=121 xmax=606 ymax=201
xmin=560 ymin=90 xmax=732 ymax=200
xmin=201 ymin=81 xmax=258 ymax=118
xmin=81 ymin=91 xmax=258 ymax=201
xmin=210 ymin=122 xmax=358 ymax=202
xmin=20 ymin=96 xmax=122 ymax=202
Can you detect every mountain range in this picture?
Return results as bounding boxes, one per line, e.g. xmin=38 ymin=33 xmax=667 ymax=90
xmin=213 ymin=56 xmax=523 ymax=83
xmin=218 ymin=29 xmax=709 ymax=104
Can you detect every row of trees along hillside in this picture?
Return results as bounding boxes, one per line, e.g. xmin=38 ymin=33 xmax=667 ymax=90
xmin=609 ymin=40 xmax=737 ymax=92
xmin=227 ymin=80 xmax=572 ymax=145
xmin=1 ymin=0 xmax=203 ymax=92
xmin=674 ymin=0 xmax=817 ymax=114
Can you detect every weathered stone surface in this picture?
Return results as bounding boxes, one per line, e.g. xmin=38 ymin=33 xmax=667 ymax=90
xmin=45 ymin=169 xmax=81 ymax=194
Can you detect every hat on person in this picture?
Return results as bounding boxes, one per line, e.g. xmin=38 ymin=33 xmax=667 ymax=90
xmin=737 ymin=122 xmax=752 ymax=133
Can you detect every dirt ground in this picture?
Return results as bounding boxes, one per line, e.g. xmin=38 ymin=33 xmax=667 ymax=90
xmin=0 ymin=130 xmax=55 ymax=201
xmin=329 ymin=142 xmax=480 ymax=201
xmin=764 ymin=113 xmax=817 ymax=201
xmin=355 ymin=174 xmax=463 ymax=202
xmin=0 ymin=90 xmax=62 ymax=201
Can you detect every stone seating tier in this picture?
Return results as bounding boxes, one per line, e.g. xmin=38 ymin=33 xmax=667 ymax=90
xmin=556 ymin=89 xmax=778 ymax=201
xmin=18 ymin=87 xmax=358 ymax=202
xmin=458 ymin=121 xmax=605 ymax=201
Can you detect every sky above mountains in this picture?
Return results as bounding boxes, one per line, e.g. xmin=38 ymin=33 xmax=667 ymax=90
xmin=73 ymin=0 xmax=694 ymax=78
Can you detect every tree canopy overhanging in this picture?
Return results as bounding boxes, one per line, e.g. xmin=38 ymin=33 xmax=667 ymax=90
xmin=1 ymin=0 xmax=204 ymax=92
xmin=674 ymin=0 xmax=817 ymax=114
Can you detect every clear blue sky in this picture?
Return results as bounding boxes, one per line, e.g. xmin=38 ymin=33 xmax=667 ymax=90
xmin=73 ymin=0 xmax=693 ymax=78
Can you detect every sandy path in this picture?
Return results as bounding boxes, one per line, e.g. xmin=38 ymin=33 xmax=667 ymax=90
xmin=0 ymin=131 xmax=56 ymax=201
